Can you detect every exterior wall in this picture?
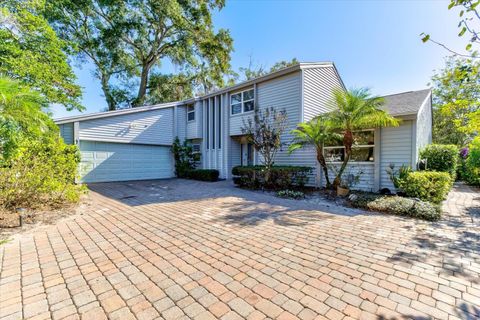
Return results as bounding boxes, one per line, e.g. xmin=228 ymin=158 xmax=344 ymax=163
xmin=186 ymin=100 xmax=203 ymax=139
xmin=322 ymin=163 xmax=375 ymax=192
xmin=176 ymin=105 xmax=187 ymax=142
xmin=59 ymin=123 xmax=74 ymax=145
xmin=229 ymin=89 xmax=254 ymax=136
xmin=302 ymin=66 xmax=344 ymax=122
xmin=379 ymin=121 xmax=414 ymax=190
xmin=415 ymin=95 xmax=433 ymax=164
xmin=79 ymin=108 xmax=174 ymax=146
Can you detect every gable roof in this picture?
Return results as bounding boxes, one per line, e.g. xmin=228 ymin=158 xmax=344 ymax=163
xmin=381 ymin=89 xmax=431 ymax=116
xmin=55 ymin=62 xmax=340 ymax=124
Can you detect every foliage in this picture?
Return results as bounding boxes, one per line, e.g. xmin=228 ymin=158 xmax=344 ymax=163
xmin=171 ymin=137 xmax=199 ymax=178
xmin=399 ymin=171 xmax=453 ymax=204
xmin=431 ymin=57 xmax=480 ymax=146
xmin=0 ymin=76 xmax=58 ymax=163
xmin=0 ymin=0 xmax=82 ymax=111
xmin=350 ymin=194 xmax=441 ymax=221
xmin=184 ymin=169 xmax=219 ymax=182
xmin=421 ymin=0 xmax=480 ymax=57
xmin=463 ymin=136 xmax=480 ymax=185
xmin=288 ymin=117 xmax=341 ymax=188
xmin=239 ymin=57 xmax=299 ymax=81
xmin=0 ymin=139 xmax=83 ymax=210
xmin=46 ymin=0 xmax=233 ymax=110
xmin=327 ymin=88 xmax=399 ymax=188
xmin=232 ymin=165 xmax=312 ymax=190
xmin=386 ymin=164 xmax=412 ymax=190
xmin=146 ymin=73 xmax=194 ymax=105
xmin=420 ymin=144 xmax=459 ymax=177
xmin=276 ymin=189 xmax=305 ymax=200
xmin=241 ymin=107 xmax=288 ymax=183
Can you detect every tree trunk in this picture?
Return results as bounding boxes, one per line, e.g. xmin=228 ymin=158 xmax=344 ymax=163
xmin=316 ymin=149 xmax=331 ymax=188
xmin=100 ymin=73 xmax=116 ymax=111
xmin=135 ymin=64 xmax=149 ymax=107
xmin=333 ymin=130 xmax=353 ymax=189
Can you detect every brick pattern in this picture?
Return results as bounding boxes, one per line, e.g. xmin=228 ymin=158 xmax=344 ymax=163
xmin=0 ymin=180 xmax=479 ymax=319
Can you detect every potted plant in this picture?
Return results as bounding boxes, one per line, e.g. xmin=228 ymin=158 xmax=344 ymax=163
xmin=337 ymin=169 xmax=363 ymax=196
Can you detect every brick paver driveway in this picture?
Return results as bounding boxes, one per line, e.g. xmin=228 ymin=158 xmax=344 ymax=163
xmin=1 ymin=180 xmax=479 ymax=320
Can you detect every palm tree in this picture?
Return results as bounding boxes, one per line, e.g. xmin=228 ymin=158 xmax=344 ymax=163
xmin=327 ymin=88 xmax=399 ymax=188
xmin=288 ymin=116 xmax=341 ymax=188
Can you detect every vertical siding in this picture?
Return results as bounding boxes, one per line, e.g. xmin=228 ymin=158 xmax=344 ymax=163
xmin=380 ymin=121 xmax=414 ymax=190
xmin=303 ymin=66 xmax=344 ymax=122
xmin=79 ymin=108 xmax=174 ymax=145
xmin=415 ymin=95 xmax=433 ymax=163
xmin=59 ymin=123 xmax=74 ymax=145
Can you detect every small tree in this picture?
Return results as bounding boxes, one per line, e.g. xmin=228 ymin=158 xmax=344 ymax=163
xmin=171 ymin=137 xmax=199 ymax=178
xmin=241 ymin=107 xmax=287 ymax=183
xmin=327 ymin=88 xmax=399 ymax=189
xmin=288 ymin=116 xmax=341 ymax=188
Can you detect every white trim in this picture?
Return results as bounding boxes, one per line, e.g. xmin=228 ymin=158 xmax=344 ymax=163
xmin=187 ymin=105 xmax=195 ymax=122
xmin=230 ymin=88 xmax=255 ymax=115
xmin=73 ymin=122 xmax=80 ymax=145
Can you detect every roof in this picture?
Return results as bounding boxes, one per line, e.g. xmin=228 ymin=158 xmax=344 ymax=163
xmin=381 ymin=89 xmax=431 ymax=116
xmin=55 ymin=62 xmax=339 ymax=124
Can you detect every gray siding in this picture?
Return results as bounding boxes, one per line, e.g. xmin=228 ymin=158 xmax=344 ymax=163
xmin=79 ymin=109 xmax=174 ymax=145
xmin=176 ymin=105 xmax=187 ymax=142
xmin=379 ymin=121 xmax=414 ymax=190
xmin=186 ymin=101 xmax=203 ymax=139
xmin=303 ymin=66 xmax=344 ymax=122
xmin=230 ymin=139 xmax=242 ymax=168
xmin=322 ymin=163 xmax=375 ymax=192
xmin=415 ymin=95 xmax=432 ymax=164
xmin=59 ymin=123 xmax=74 ymax=145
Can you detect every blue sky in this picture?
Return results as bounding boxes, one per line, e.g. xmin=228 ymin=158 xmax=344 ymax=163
xmin=53 ymin=0 xmax=466 ymax=119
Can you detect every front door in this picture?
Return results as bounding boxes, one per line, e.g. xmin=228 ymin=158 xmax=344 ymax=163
xmin=241 ymin=143 xmax=254 ymax=166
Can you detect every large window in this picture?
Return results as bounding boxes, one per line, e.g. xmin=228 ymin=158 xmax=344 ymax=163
xmin=187 ymin=105 xmax=195 ymax=121
xmin=231 ymin=88 xmax=255 ymax=115
xmin=324 ymin=130 xmax=375 ymax=162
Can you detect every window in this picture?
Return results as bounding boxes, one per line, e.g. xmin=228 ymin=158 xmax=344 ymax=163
xmin=205 ymin=99 xmax=209 ymax=149
xmin=187 ymin=105 xmax=195 ymax=121
xmin=218 ymin=96 xmax=222 ymax=149
xmin=192 ymin=144 xmax=201 ymax=153
xmin=324 ymin=130 xmax=375 ymax=162
xmin=231 ymin=88 xmax=255 ymax=115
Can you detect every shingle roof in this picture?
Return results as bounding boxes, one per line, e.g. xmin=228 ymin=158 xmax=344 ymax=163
xmin=381 ymin=89 xmax=431 ymax=116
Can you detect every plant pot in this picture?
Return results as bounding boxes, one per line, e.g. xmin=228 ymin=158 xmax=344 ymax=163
xmin=337 ymin=186 xmax=350 ymax=197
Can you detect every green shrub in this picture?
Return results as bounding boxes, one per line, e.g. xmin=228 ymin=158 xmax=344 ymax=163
xmin=351 ymin=194 xmax=441 ymax=221
xmin=399 ymin=171 xmax=452 ymax=203
xmin=171 ymin=137 xmax=200 ymax=178
xmin=464 ymin=137 xmax=480 ymax=186
xmin=276 ymin=190 xmax=305 ymax=199
xmin=0 ymin=138 xmax=84 ymax=210
xmin=185 ymin=169 xmax=219 ymax=182
xmin=420 ymin=144 xmax=458 ymax=177
xmin=232 ymin=165 xmax=312 ymax=190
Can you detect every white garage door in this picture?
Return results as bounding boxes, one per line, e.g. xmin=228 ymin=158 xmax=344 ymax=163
xmin=79 ymin=141 xmax=174 ymax=183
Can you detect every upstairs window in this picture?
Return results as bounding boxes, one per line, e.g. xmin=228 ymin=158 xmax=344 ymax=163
xmin=187 ymin=105 xmax=195 ymax=121
xmin=231 ymin=88 xmax=255 ymax=115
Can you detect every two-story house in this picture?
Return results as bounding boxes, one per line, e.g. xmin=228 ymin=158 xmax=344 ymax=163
xmin=55 ymin=62 xmax=432 ymax=191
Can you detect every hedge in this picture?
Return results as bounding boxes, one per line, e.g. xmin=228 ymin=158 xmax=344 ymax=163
xmin=399 ymin=171 xmax=452 ymax=204
xmin=185 ymin=169 xmax=219 ymax=182
xmin=419 ymin=144 xmax=458 ymax=177
xmin=350 ymin=194 xmax=441 ymax=221
xmin=232 ymin=165 xmax=312 ymax=190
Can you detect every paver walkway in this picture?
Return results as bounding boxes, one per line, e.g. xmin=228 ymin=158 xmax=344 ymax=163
xmin=0 ymin=180 xmax=479 ymax=320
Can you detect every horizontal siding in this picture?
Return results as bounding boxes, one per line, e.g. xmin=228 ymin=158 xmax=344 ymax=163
xmin=322 ymin=163 xmax=375 ymax=192
xmin=176 ymin=105 xmax=187 ymax=142
xmin=79 ymin=108 xmax=174 ymax=145
xmin=230 ymin=139 xmax=242 ymax=168
xmin=303 ymin=67 xmax=344 ymax=122
xmin=59 ymin=123 xmax=74 ymax=145
xmin=79 ymin=141 xmax=173 ymax=183
xmin=380 ymin=121 xmax=413 ymax=190
xmin=229 ymin=112 xmax=253 ymax=136
xmin=187 ymin=101 xmax=203 ymax=139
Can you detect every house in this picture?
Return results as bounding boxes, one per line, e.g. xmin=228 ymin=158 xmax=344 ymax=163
xmin=55 ymin=62 xmax=432 ymax=191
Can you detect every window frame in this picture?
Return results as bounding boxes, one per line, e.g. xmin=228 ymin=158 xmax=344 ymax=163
xmin=187 ymin=105 xmax=195 ymax=122
xmin=231 ymin=88 xmax=255 ymax=115
xmin=324 ymin=130 xmax=375 ymax=163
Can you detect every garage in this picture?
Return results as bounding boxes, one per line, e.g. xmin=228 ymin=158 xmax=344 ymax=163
xmin=78 ymin=141 xmax=173 ymax=183
xmin=55 ymin=102 xmax=182 ymax=183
